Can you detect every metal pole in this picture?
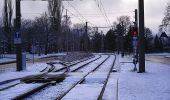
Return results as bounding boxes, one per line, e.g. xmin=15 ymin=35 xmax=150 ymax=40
xmin=121 ymin=22 xmax=124 ymax=57
xmin=16 ymin=0 xmax=22 ymax=71
xmin=135 ymin=9 xmax=138 ymax=27
xmin=66 ymin=9 xmax=69 ymax=53
xmin=85 ymin=22 xmax=88 ymax=52
xmin=135 ymin=9 xmax=139 ymax=59
xmin=138 ymin=0 xmax=145 ymax=73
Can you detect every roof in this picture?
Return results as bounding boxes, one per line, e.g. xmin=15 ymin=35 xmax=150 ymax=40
xmin=160 ymin=32 xmax=168 ymax=38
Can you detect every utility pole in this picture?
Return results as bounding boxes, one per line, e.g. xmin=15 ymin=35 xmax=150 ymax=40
xmin=85 ymin=22 xmax=88 ymax=35
xmin=101 ymin=31 xmax=104 ymax=52
xmin=85 ymin=22 xmax=88 ymax=52
xmin=135 ymin=9 xmax=138 ymax=27
xmin=65 ymin=9 xmax=69 ymax=53
xmin=15 ymin=0 xmax=22 ymax=71
xmin=65 ymin=9 xmax=68 ymax=29
xmin=121 ymin=22 xmax=124 ymax=57
xmin=138 ymin=0 xmax=145 ymax=73
xmin=135 ymin=9 xmax=139 ymax=57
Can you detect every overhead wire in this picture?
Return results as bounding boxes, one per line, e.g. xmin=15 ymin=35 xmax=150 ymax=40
xmin=67 ymin=1 xmax=96 ymax=27
xmin=99 ymin=0 xmax=112 ymax=26
xmin=62 ymin=5 xmax=85 ymax=24
xmin=94 ymin=0 xmax=111 ymax=27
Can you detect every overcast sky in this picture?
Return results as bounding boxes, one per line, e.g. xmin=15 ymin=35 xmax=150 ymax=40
xmin=0 ymin=0 xmax=169 ymax=34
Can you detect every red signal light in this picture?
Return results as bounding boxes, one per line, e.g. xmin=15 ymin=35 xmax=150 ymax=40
xmin=132 ymin=31 xmax=138 ymax=36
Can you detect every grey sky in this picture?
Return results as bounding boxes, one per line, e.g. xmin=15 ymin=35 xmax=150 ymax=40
xmin=0 ymin=0 xmax=169 ymax=34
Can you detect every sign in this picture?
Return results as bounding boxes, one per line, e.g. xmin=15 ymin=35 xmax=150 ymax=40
xmin=14 ymin=32 xmax=21 ymax=44
xmin=132 ymin=30 xmax=138 ymax=54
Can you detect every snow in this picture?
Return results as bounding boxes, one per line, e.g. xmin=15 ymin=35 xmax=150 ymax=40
xmin=0 ymin=62 xmax=47 ymax=83
xmin=26 ymin=83 xmax=73 ymax=100
xmin=0 ymin=58 xmax=16 ymax=64
xmin=103 ymin=74 xmax=118 ymax=100
xmin=0 ymin=83 xmax=43 ymax=100
xmin=76 ymin=55 xmax=108 ymax=72
xmin=24 ymin=55 xmax=114 ymax=100
xmin=4 ymin=53 xmax=66 ymax=60
xmin=62 ymin=84 xmax=103 ymax=100
xmin=26 ymin=63 xmax=47 ymax=72
xmin=84 ymin=72 xmax=107 ymax=84
xmin=0 ymin=53 xmax=66 ymax=64
xmin=1 ymin=54 xmax=170 ymax=100
xmin=69 ymin=55 xmax=100 ymax=72
xmin=25 ymin=72 xmax=86 ymax=100
xmin=0 ymin=72 xmax=39 ymax=83
xmin=0 ymin=80 xmax=20 ymax=90
xmin=96 ymin=55 xmax=114 ymax=72
xmin=103 ymin=54 xmax=170 ymax=100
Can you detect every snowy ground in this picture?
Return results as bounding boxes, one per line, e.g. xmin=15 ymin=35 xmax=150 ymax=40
xmin=105 ymin=54 xmax=170 ymax=100
xmin=0 ymin=53 xmax=170 ymax=100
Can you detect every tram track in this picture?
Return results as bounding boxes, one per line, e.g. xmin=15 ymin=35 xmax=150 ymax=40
xmin=0 ymin=55 xmax=96 ymax=91
xmin=0 ymin=54 xmax=116 ymax=100
xmin=56 ymin=55 xmax=111 ymax=100
xmin=0 ymin=55 xmax=103 ymax=100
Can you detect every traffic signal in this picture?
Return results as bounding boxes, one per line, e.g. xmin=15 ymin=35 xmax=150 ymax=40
xmin=132 ymin=27 xmax=138 ymax=37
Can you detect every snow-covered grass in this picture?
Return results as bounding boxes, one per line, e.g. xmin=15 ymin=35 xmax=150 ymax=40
xmin=104 ymin=54 xmax=170 ymax=100
xmin=0 ymin=53 xmax=66 ymax=64
xmin=4 ymin=53 xmax=66 ymax=59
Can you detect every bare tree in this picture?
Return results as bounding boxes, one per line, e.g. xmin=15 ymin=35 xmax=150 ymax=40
xmin=160 ymin=1 xmax=170 ymax=31
xmin=145 ymin=28 xmax=154 ymax=52
xmin=3 ymin=0 xmax=13 ymax=53
xmin=117 ymin=16 xmax=131 ymax=35
xmin=35 ymin=13 xmax=50 ymax=55
xmin=0 ymin=18 xmax=2 ymax=26
xmin=48 ymin=0 xmax=63 ymax=32
xmin=21 ymin=19 xmax=33 ymax=52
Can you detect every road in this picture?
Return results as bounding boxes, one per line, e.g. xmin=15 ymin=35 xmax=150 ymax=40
xmin=146 ymin=55 xmax=170 ymax=65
